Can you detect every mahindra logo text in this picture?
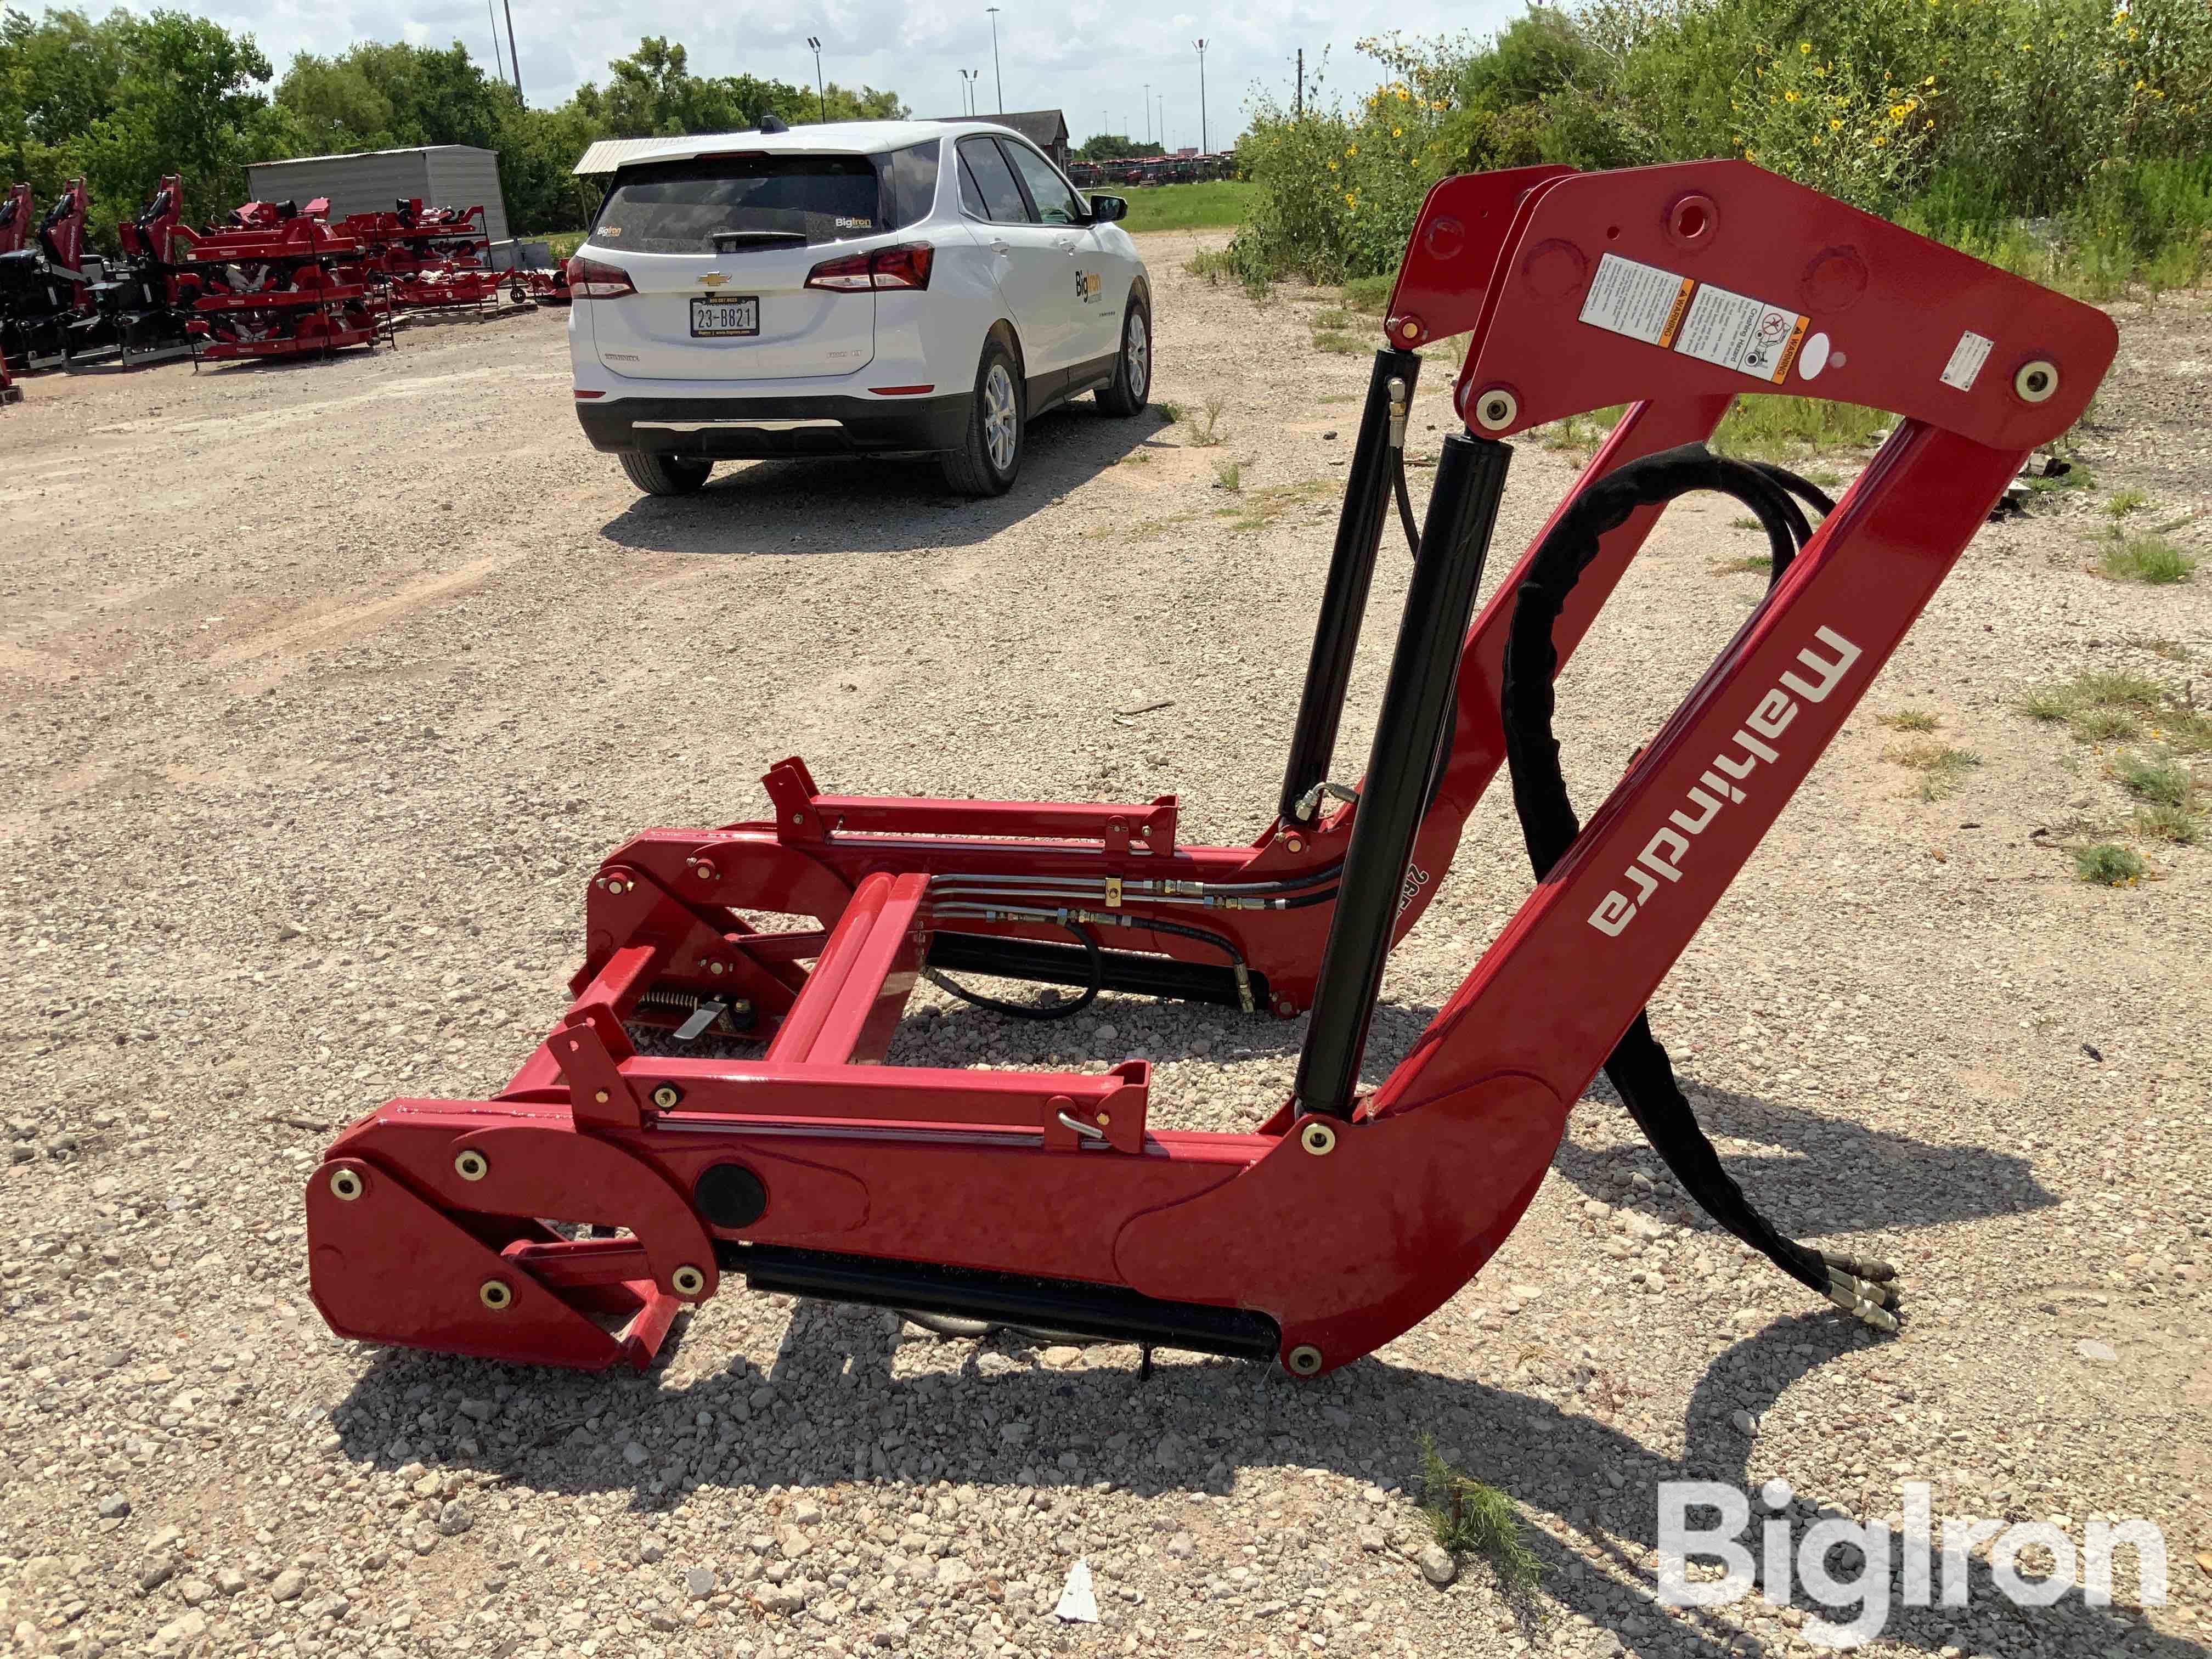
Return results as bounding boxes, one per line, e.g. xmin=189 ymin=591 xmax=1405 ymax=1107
xmin=1587 ymin=625 xmax=1860 ymax=938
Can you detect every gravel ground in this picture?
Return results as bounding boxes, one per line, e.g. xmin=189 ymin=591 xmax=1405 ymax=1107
xmin=2 ymin=236 xmax=2208 ymax=1659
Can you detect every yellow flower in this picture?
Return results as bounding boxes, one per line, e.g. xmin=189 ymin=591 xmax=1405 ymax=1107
xmin=1392 ymin=126 xmax=1403 ymax=137
xmin=1830 ymin=117 xmax=1844 ymax=129
xmin=1346 ymin=144 xmax=1358 ymax=156
xmin=1799 ymin=39 xmax=1812 ymax=52
xmin=1923 ymin=75 xmax=1937 ymax=86
xmin=1327 ymin=160 xmax=1339 ymax=171
xmin=1785 ymin=88 xmax=1801 ymax=101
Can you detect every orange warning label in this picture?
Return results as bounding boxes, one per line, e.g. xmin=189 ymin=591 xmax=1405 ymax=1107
xmin=1579 ymin=252 xmax=1812 ymax=385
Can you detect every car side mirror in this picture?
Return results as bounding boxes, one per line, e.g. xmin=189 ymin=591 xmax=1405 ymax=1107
xmin=1087 ymin=194 xmax=1128 ymax=223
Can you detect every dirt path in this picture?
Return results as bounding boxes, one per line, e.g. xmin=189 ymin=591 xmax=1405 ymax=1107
xmin=0 ymin=237 xmax=2206 ymax=1659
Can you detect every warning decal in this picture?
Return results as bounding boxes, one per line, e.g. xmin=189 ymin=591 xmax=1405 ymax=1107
xmin=1577 ymin=252 xmax=1810 ymax=385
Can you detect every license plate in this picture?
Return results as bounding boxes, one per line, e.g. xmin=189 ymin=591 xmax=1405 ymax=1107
xmin=690 ymin=296 xmax=759 ymax=337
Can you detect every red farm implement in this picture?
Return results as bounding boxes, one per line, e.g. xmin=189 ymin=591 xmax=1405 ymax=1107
xmin=339 ymin=200 xmax=503 ymax=314
xmin=67 ymin=175 xmax=198 ymax=367
xmin=308 ymin=161 xmax=2114 ymax=1379
xmin=0 ymin=177 xmax=91 ymax=373
xmin=183 ymin=199 xmax=392 ymax=366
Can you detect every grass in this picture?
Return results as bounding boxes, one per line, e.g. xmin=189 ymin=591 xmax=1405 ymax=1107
xmin=1340 ymin=274 xmax=1394 ymax=315
xmin=1708 ymin=553 xmax=1771 ymax=577
xmin=1222 ymin=477 xmax=1334 ymax=533
xmin=1114 ymin=179 xmax=1256 ymax=235
xmin=1155 ymin=400 xmax=1184 ymax=425
xmin=1184 ymin=246 xmax=1238 ymax=285
xmin=2017 ymin=669 xmax=2204 ymax=749
xmin=1311 ymin=329 xmax=1368 ymax=354
xmin=1883 ymin=739 xmax=1984 ymax=800
xmin=1189 ymin=395 xmax=1227 ymax=448
xmin=1879 ymin=709 xmax=1942 ymax=733
xmin=2136 ymin=803 xmax=2201 ymax=845
xmin=2105 ymin=488 xmax=2149 ymax=518
xmin=1420 ymin=1439 xmax=1539 ymax=1596
xmin=1214 ymin=460 xmax=1243 ymax=492
xmin=2098 ymin=531 xmax=2198 ymax=584
xmin=1712 ymin=396 xmax=1889 ymax=462
xmin=1535 ymin=405 xmax=1628 ymax=457
xmin=2111 ymin=751 xmax=2193 ymax=808
xmin=2074 ymin=842 xmax=2146 ymax=885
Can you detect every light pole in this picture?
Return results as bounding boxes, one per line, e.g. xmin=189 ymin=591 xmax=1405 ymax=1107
xmin=1193 ymin=39 xmax=1207 ymax=155
xmin=806 ymin=37 xmax=824 ymax=123
xmin=1143 ymin=83 xmax=1150 ymax=144
xmin=1157 ymin=93 xmax=1165 ymax=152
xmin=960 ymin=68 xmax=980 ymax=115
xmin=985 ymin=7 xmax=1003 ymax=114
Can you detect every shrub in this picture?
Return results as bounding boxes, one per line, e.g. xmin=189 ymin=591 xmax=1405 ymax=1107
xmin=2074 ymin=843 xmax=2146 ymax=884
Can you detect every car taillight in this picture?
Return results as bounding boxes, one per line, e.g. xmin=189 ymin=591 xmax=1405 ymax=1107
xmin=805 ymin=241 xmax=935 ymax=293
xmin=566 ymin=255 xmax=635 ymax=299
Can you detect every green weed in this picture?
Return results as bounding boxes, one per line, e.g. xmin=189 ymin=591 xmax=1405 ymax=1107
xmin=1189 ymin=396 xmax=1228 ymax=448
xmin=1214 ymin=460 xmax=1244 ymax=492
xmin=2074 ymin=843 xmax=2146 ymax=885
xmin=2111 ymin=751 xmax=2193 ymax=808
xmin=2135 ymin=803 xmax=2202 ymax=845
xmin=2105 ymin=488 xmax=2149 ymax=518
xmin=2099 ymin=532 xmax=2198 ymax=585
xmin=1419 ymin=1438 xmax=1540 ymax=1596
xmin=1879 ymin=709 xmax=1942 ymax=733
xmin=1884 ymin=740 xmax=1983 ymax=800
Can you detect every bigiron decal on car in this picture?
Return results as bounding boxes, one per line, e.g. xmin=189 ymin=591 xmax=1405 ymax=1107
xmin=1074 ymin=269 xmax=1103 ymax=303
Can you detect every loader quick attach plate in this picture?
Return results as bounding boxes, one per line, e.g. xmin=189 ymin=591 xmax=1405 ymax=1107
xmin=308 ymin=160 xmax=2113 ymax=1377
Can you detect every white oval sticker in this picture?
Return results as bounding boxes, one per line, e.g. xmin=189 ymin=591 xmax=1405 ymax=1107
xmin=1797 ymin=330 xmax=1832 ymax=381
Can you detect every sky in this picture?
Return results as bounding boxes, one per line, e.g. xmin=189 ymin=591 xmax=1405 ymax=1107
xmin=185 ymin=0 xmax=1527 ymax=152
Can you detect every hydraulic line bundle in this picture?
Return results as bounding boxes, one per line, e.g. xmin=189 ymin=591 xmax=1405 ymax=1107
xmin=307 ymin=161 xmax=2114 ymax=1379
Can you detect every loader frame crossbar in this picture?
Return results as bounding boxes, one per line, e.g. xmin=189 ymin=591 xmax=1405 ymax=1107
xmin=308 ymin=161 xmax=2114 ymax=1377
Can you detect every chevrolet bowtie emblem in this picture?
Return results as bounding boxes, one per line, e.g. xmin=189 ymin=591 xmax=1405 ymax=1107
xmin=698 ymin=273 xmax=730 ymax=288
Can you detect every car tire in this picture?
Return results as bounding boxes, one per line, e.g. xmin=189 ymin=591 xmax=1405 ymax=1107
xmin=619 ymin=450 xmax=713 ymax=496
xmin=941 ymin=337 xmax=1024 ymax=496
xmin=1096 ymin=297 xmax=1151 ymax=416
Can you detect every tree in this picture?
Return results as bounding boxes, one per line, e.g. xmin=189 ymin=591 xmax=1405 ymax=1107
xmin=1076 ymin=133 xmax=1162 ymax=160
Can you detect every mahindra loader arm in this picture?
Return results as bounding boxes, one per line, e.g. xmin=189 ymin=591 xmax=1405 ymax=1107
xmin=307 ymin=161 xmax=2112 ymax=1376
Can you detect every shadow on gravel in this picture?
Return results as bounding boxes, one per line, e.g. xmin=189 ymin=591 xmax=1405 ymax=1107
xmin=1553 ymin=1072 xmax=2056 ymax=1238
xmin=334 ymin=1300 xmax=2197 ymax=1659
xmin=594 ymin=405 xmax=1163 ymax=556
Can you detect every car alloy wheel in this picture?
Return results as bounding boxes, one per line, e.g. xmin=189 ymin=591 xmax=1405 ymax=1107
xmin=983 ymin=362 xmax=1019 ymax=473
xmin=1123 ymin=309 xmax=1150 ymax=401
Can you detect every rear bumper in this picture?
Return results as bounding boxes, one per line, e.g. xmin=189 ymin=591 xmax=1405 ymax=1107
xmin=575 ymin=392 xmax=970 ymax=459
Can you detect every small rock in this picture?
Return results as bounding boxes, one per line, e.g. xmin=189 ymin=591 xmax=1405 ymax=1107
xmin=685 ymin=1565 xmax=716 ymax=1599
xmin=270 ymin=1568 xmax=304 ymax=1602
xmin=154 ymin=1609 xmax=206 ymax=1649
xmin=96 ymin=1494 xmax=131 ymax=1519
xmin=776 ymin=1523 xmax=811 ymax=1559
xmin=1054 ymin=1558 xmax=1099 ymax=1622
xmin=623 ymin=1441 xmax=649 ymax=1466
xmin=176 ymin=1577 xmax=212 ymax=1606
xmin=1730 ymin=1408 xmax=1758 ymax=1436
xmin=436 ymin=1500 xmax=472 ymax=1536
xmin=639 ymin=1539 xmax=665 ymax=1565
xmin=139 ymin=1558 xmax=174 ymax=1593
xmin=761 ymin=1585 xmax=807 ymax=1616
xmin=935 ymin=1556 xmax=973 ymax=1587
xmin=214 ymin=1567 xmax=247 ymax=1596
xmin=1165 ymin=1531 xmax=1196 ymax=1560
xmin=2076 ymin=1339 xmax=2117 ymax=1363
xmin=872 ymin=1617 xmax=910 ymax=1646
xmin=457 ymin=1397 xmax=496 ymax=1424
xmin=1357 ymin=1525 xmax=1386 ymax=1553
xmin=1418 ymin=1544 xmax=1458 ymax=1587
xmin=1042 ymin=1345 xmax=1085 ymax=1369
xmin=792 ymin=1498 xmax=822 ymax=1525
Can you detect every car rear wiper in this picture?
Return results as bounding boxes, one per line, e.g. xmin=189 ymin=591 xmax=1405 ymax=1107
xmin=712 ymin=230 xmax=809 ymax=251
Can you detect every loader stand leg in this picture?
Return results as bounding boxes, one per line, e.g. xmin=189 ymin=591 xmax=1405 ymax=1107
xmin=1294 ymin=432 xmax=1512 ymax=1120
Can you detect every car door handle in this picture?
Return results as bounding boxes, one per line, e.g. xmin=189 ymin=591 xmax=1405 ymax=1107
xmin=1053 ymin=236 xmax=1077 ymax=252
xmin=989 ymin=239 xmax=1011 ymax=255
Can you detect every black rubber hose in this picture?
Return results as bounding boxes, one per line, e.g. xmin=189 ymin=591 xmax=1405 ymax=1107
xmin=1393 ymin=449 xmax=1421 ymax=556
xmin=923 ymin=921 xmax=1102 ymax=1020
xmin=1498 ymin=442 xmax=1898 ymax=1318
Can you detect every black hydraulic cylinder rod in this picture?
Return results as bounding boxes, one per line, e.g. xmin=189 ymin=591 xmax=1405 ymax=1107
xmin=1291 ymin=431 xmax=1512 ymax=1120
xmin=1276 ymin=347 xmax=1422 ymax=825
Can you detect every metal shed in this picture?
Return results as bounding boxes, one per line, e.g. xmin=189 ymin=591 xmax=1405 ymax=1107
xmin=244 ymin=146 xmax=511 ymax=242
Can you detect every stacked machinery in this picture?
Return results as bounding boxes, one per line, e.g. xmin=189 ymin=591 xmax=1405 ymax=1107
xmin=339 ymin=200 xmax=500 ymax=313
xmin=74 ymin=176 xmax=198 ymax=365
xmin=0 ymin=178 xmax=91 ymax=373
xmin=184 ymin=197 xmax=390 ymax=364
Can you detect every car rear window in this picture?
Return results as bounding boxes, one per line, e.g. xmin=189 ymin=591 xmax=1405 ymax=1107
xmin=592 ymin=154 xmax=889 ymax=253
xmin=884 ymin=142 xmax=940 ymax=229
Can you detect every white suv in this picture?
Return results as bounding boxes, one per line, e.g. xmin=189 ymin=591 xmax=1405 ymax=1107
xmin=567 ymin=120 xmax=1153 ymax=498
